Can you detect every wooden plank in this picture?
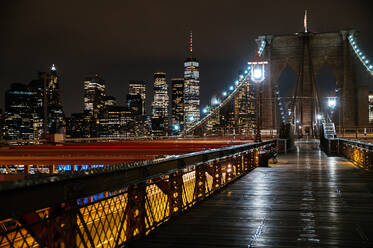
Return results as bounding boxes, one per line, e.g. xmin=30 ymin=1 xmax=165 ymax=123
xmin=131 ymin=142 xmax=373 ymax=247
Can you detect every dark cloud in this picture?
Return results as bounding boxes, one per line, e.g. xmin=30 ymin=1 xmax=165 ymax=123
xmin=1 ymin=0 xmax=372 ymax=115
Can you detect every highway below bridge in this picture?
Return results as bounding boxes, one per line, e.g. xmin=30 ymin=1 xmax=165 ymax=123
xmin=0 ymin=138 xmax=255 ymax=180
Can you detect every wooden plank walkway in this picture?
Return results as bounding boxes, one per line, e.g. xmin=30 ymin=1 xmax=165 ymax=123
xmin=130 ymin=142 xmax=373 ymax=247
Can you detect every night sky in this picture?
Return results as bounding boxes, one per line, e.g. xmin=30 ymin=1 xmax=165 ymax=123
xmin=1 ymin=0 xmax=372 ymax=116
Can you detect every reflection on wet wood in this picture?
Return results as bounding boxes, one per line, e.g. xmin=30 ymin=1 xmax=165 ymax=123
xmin=131 ymin=143 xmax=373 ymax=247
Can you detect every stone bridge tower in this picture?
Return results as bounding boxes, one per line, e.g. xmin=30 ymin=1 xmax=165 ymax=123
xmin=259 ymin=29 xmax=370 ymax=134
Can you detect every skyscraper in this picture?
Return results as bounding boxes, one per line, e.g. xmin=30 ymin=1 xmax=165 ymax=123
xmin=43 ymin=65 xmax=65 ymax=134
xmin=127 ymin=94 xmax=142 ymax=116
xmin=171 ymin=78 xmax=184 ymax=134
xmin=128 ymin=81 xmax=146 ymax=115
xmin=151 ymin=72 xmax=169 ymax=136
xmin=2 ymin=66 xmax=65 ymax=141
xmin=83 ymin=74 xmax=106 ymax=119
xmin=98 ymin=105 xmax=134 ymax=137
xmin=83 ymin=74 xmax=107 ymax=137
xmin=104 ymin=96 xmax=117 ymax=107
xmin=234 ymin=82 xmax=256 ymax=135
xmin=204 ymin=82 xmax=256 ymax=136
xmin=184 ymin=31 xmax=200 ymax=129
xmin=65 ymin=113 xmax=86 ymax=138
xmin=3 ymin=83 xmax=39 ymax=140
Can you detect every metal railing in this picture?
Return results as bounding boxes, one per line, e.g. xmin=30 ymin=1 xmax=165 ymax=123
xmin=335 ymin=127 xmax=373 ymax=140
xmin=320 ymin=137 xmax=373 ymax=169
xmin=338 ymin=139 xmax=373 ymax=169
xmin=0 ymin=140 xmax=276 ymax=248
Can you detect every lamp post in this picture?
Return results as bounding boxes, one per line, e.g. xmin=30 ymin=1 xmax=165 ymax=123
xmin=327 ymin=97 xmax=337 ymax=123
xmin=316 ymin=114 xmax=323 ymax=137
xmin=248 ymin=53 xmax=268 ymax=142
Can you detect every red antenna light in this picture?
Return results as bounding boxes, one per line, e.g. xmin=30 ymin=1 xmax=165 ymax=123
xmin=189 ymin=31 xmax=193 ymax=57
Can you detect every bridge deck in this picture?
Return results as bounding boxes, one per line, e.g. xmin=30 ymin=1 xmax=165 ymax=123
xmin=130 ymin=142 xmax=373 ymax=247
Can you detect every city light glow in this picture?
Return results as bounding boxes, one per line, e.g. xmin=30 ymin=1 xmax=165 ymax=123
xmin=173 ymin=124 xmax=180 ymax=131
xmin=202 ymin=106 xmax=209 ymax=114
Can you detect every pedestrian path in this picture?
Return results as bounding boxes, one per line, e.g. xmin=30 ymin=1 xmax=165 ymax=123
xmin=130 ymin=142 xmax=373 ymax=247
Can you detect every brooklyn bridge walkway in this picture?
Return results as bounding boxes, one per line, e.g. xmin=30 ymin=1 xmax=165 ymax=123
xmin=130 ymin=141 xmax=373 ymax=247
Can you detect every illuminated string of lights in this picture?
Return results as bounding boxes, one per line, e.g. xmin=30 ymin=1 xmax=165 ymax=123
xmin=348 ymin=34 xmax=373 ymax=76
xmin=182 ymin=39 xmax=267 ymax=134
xmin=276 ymin=90 xmax=287 ymax=123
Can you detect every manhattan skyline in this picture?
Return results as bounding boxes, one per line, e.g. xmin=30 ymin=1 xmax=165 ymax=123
xmin=1 ymin=0 xmax=372 ymax=115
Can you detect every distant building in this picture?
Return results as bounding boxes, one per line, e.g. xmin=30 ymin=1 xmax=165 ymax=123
xmin=3 ymin=83 xmax=41 ymax=140
xmin=205 ymin=82 xmax=255 ymax=136
xmin=98 ymin=106 xmax=134 ymax=137
xmin=104 ymin=96 xmax=117 ymax=107
xmin=84 ymin=75 xmax=106 ymax=119
xmin=43 ymin=65 xmax=65 ymax=134
xmin=65 ymin=113 xmax=86 ymax=138
xmin=28 ymin=75 xmax=44 ymax=138
xmin=171 ymin=78 xmax=184 ymax=134
xmin=234 ymin=82 xmax=256 ymax=135
xmin=151 ymin=72 xmax=169 ymax=136
xmin=369 ymin=93 xmax=373 ymax=124
xmin=127 ymin=94 xmax=143 ymax=116
xmin=3 ymin=66 xmax=66 ymax=141
xmin=184 ymin=32 xmax=200 ymax=129
xmin=128 ymin=81 xmax=146 ymax=115
xmin=83 ymin=74 xmax=109 ymax=137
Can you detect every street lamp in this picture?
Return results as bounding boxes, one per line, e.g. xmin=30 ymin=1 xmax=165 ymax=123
xmin=248 ymin=53 xmax=268 ymax=142
xmin=211 ymin=96 xmax=220 ymax=106
xmin=327 ymin=97 xmax=337 ymax=123
xmin=328 ymin=97 xmax=336 ymax=109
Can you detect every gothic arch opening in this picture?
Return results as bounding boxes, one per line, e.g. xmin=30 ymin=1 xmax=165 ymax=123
xmin=276 ymin=66 xmax=297 ymax=124
xmin=277 ymin=66 xmax=297 ymax=97
xmin=315 ymin=64 xmax=338 ymax=121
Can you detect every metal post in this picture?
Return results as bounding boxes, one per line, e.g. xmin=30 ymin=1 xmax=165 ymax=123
xmin=168 ymin=172 xmax=183 ymax=216
xmin=125 ymin=183 xmax=146 ymax=239
xmin=49 ymin=164 xmax=55 ymax=174
xmin=355 ymin=127 xmax=358 ymax=139
xmin=212 ymin=161 xmax=222 ymax=189
xmin=255 ymin=83 xmax=262 ymax=142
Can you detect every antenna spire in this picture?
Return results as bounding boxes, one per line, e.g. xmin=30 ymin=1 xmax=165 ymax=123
xmin=304 ymin=10 xmax=308 ymax=33
xmin=189 ymin=31 xmax=193 ymax=58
